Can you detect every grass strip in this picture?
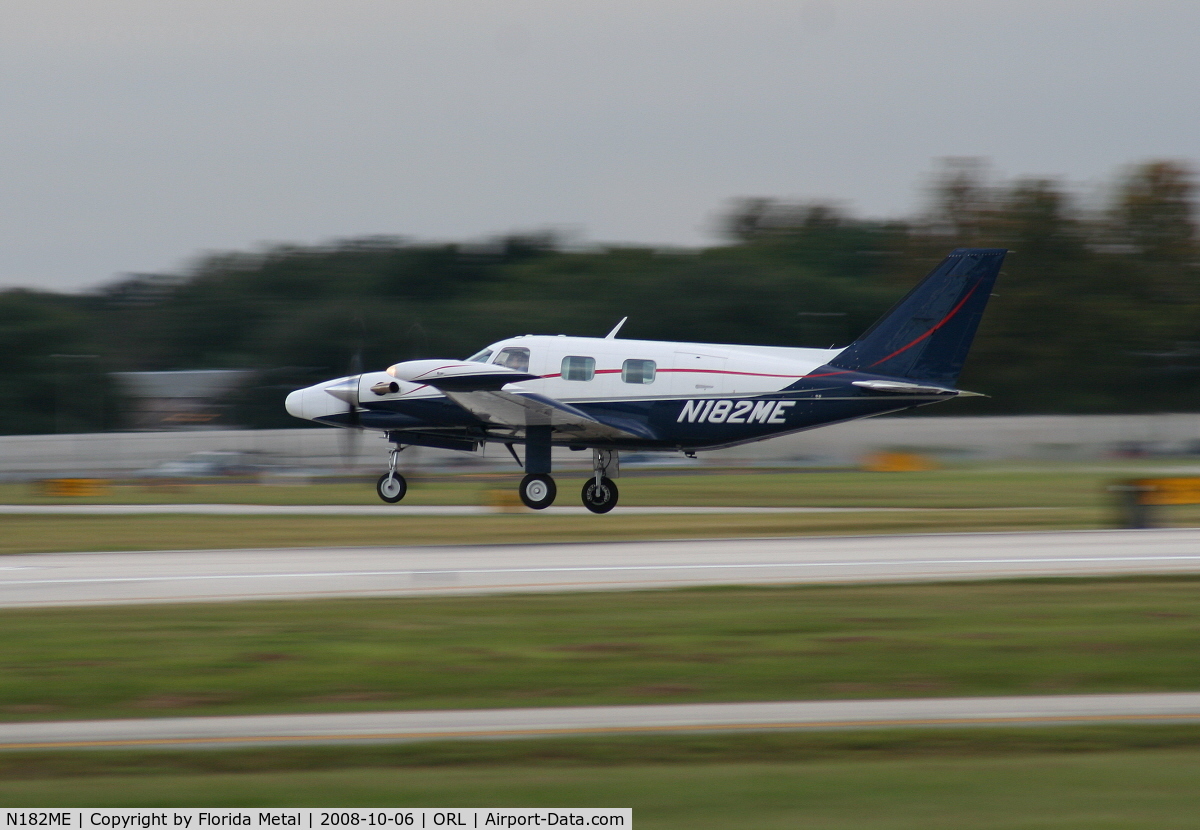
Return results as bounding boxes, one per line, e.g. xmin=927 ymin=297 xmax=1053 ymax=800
xmin=2 ymin=577 xmax=1200 ymax=721
xmin=0 ymin=467 xmax=1127 ymax=507
xmin=5 ymin=748 xmax=1200 ymax=826
xmin=0 ymin=508 xmax=1098 ymax=554
xmin=3 ymin=724 xmax=1200 ymax=779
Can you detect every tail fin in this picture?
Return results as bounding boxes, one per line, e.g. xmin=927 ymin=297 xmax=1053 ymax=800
xmin=829 ymin=248 xmax=1006 ymax=385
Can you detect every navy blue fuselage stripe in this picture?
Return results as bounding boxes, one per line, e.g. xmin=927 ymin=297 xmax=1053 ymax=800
xmin=317 ymin=371 xmax=942 ymax=450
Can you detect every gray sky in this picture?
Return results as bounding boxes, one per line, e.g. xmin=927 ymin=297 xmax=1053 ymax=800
xmin=3 ymin=0 xmax=1197 ymax=291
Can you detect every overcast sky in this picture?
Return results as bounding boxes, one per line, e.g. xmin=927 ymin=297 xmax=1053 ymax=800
xmin=2 ymin=0 xmax=1197 ymax=291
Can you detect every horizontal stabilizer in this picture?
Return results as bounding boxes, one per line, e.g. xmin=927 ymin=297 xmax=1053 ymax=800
xmin=851 ymin=379 xmax=985 ymax=397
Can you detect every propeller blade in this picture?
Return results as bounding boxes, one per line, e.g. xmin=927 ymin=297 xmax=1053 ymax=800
xmin=341 ymin=343 xmax=364 ymax=470
xmin=338 ymin=417 xmax=361 ymax=472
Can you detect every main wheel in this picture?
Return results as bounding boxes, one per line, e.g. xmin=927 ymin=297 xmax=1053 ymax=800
xmin=376 ymin=472 xmax=407 ymax=503
xmin=519 ymin=473 xmax=556 ymax=509
xmin=581 ymin=476 xmax=619 ymax=514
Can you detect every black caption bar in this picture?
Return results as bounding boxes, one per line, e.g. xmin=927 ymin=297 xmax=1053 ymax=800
xmin=4 ymin=811 xmax=631 ymax=830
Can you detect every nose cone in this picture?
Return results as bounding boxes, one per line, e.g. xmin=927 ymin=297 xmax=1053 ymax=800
xmin=285 ymin=380 xmax=358 ymax=422
xmin=285 ymin=388 xmax=307 ymax=419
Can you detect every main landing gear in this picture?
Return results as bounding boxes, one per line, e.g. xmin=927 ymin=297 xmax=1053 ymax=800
xmin=582 ymin=448 xmax=619 ymax=514
xmin=582 ymin=476 xmax=618 ymax=514
xmin=519 ymin=473 xmax=556 ymax=509
xmin=512 ymin=430 xmax=620 ymax=513
xmin=515 ymin=426 xmax=557 ymax=510
xmin=373 ymin=432 xmax=620 ymax=513
xmin=375 ymin=446 xmax=407 ymax=503
xmin=516 ymin=469 xmax=617 ymax=513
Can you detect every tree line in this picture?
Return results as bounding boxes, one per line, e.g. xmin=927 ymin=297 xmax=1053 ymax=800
xmin=1 ymin=159 xmax=1197 ymax=433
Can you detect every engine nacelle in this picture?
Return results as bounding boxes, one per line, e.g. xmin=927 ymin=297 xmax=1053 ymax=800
xmin=386 ymin=359 xmax=540 ymax=391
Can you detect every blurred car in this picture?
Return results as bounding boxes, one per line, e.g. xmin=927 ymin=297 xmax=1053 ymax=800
xmin=620 ymin=452 xmax=698 ymax=468
xmin=135 ymin=451 xmax=278 ymax=478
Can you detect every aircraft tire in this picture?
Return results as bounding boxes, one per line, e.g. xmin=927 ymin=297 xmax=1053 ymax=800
xmin=376 ymin=472 xmax=408 ymax=503
xmin=581 ymin=476 xmax=619 ymax=514
xmin=519 ymin=473 xmax=556 ymax=509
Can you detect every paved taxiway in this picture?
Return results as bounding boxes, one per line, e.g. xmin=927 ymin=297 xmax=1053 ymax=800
xmin=0 ymin=504 xmax=1050 ymax=515
xmin=3 ymin=528 xmax=1200 ymax=607
xmin=4 ymin=693 xmax=1200 ymax=750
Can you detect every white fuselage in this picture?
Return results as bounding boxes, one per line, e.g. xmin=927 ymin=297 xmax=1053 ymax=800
xmin=286 ymin=335 xmax=842 ymax=425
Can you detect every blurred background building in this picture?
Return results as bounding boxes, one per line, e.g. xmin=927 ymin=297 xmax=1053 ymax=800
xmin=110 ymin=370 xmax=252 ymax=430
xmin=4 ymin=413 xmax=1199 ymax=482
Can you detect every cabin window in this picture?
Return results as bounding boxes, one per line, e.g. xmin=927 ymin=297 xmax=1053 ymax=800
xmin=494 ymin=347 xmax=530 ymax=373
xmin=561 ymin=355 xmax=595 ymax=381
xmin=622 ymin=359 xmax=656 ymax=384
xmin=465 ymin=349 xmax=493 ymax=363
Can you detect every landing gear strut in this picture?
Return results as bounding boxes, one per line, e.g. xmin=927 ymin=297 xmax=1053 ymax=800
xmin=509 ymin=433 xmax=620 ymax=513
xmin=376 ymin=445 xmax=407 ymax=503
xmin=582 ymin=448 xmax=619 ymax=514
xmin=518 ymin=426 xmax=556 ymax=509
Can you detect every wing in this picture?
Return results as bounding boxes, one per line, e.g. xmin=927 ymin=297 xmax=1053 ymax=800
xmin=385 ymin=359 xmax=542 ymax=390
xmin=442 ymin=389 xmax=652 ymax=441
xmin=387 ymin=358 xmax=655 ymax=441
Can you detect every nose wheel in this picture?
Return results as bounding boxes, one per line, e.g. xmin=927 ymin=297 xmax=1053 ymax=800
xmin=376 ymin=472 xmax=407 ymax=503
xmin=376 ymin=445 xmax=407 ymax=503
xmin=582 ymin=476 xmax=618 ymax=514
xmin=519 ymin=473 xmax=556 ymax=509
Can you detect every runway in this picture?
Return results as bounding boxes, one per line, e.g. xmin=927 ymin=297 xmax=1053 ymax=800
xmin=3 ymin=528 xmax=1200 ymax=607
xmin=4 ymin=693 xmax=1200 ymax=750
xmin=0 ymin=504 xmax=1051 ymax=515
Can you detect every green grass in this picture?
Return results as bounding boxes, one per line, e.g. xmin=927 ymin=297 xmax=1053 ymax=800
xmin=4 ymin=479 xmax=495 ymax=506
xmin=3 ymin=464 xmax=1190 ymax=553
xmin=0 ymin=463 xmax=1176 ymax=508
xmin=5 ymin=724 xmax=1200 ymax=778
xmin=2 ymin=578 xmax=1200 ymax=722
xmin=0 ymin=507 xmax=1097 ymax=554
xmin=6 ymin=726 xmax=1200 ymax=822
xmin=5 ymin=747 xmax=1200 ymax=827
xmin=6 ymin=463 xmax=1188 ymax=552
xmin=618 ymin=467 xmax=1114 ymax=508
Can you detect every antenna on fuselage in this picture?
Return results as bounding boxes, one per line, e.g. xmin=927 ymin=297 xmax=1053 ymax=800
xmin=604 ymin=317 xmax=628 ymax=339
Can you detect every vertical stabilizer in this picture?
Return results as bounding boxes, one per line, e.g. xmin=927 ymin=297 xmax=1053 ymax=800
xmin=829 ymin=248 xmax=1006 ymax=385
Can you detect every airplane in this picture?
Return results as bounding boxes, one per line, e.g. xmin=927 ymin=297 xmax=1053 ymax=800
xmin=285 ymin=248 xmax=1006 ymax=512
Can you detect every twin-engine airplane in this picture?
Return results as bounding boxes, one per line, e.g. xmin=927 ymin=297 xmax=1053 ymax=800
xmin=286 ymin=248 xmax=1006 ymax=512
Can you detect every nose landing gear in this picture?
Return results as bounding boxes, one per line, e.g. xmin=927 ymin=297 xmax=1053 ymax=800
xmin=376 ymin=446 xmax=407 ymax=503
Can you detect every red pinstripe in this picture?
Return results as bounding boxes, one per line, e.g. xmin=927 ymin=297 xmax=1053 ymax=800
xmin=866 ymin=281 xmax=980 ymax=368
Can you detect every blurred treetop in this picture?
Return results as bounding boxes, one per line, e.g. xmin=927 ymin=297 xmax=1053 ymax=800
xmin=1 ymin=159 xmax=1197 ymax=433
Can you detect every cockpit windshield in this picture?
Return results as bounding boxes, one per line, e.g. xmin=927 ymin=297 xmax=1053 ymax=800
xmin=494 ymin=347 xmax=530 ymax=373
xmin=465 ymin=349 xmax=493 ymax=363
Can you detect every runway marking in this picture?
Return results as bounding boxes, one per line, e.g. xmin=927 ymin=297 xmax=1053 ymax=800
xmin=6 ymin=553 xmax=1200 ymax=588
xmin=5 ymin=712 xmax=1200 ymax=750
